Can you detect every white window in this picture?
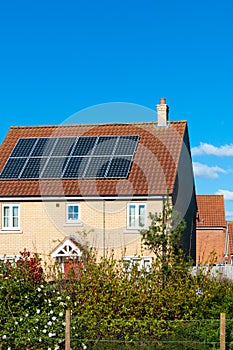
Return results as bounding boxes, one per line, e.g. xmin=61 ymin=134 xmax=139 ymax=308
xmin=123 ymin=256 xmax=152 ymax=273
xmin=66 ymin=204 xmax=80 ymax=224
xmin=2 ymin=204 xmax=20 ymax=230
xmin=127 ymin=203 xmax=146 ymax=229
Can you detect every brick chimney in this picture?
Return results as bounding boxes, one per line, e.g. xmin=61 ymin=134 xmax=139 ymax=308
xmin=156 ymin=98 xmax=169 ymax=127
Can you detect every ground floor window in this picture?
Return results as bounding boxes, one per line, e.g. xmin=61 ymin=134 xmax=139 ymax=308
xmin=123 ymin=256 xmax=152 ymax=272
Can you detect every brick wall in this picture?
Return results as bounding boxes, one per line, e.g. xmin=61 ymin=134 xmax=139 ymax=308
xmin=196 ymin=228 xmax=226 ymax=264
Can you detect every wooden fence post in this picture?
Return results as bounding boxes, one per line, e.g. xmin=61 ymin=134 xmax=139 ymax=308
xmin=220 ymin=312 xmax=226 ymax=350
xmin=65 ymin=309 xmax=71 ymax=350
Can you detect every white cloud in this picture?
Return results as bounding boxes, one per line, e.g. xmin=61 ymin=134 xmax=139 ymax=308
xmin=192 ymin=142 xmax=233 ymax=156
xmin=216 ymin=190 xmax=233 ymax=201
xmin=193 ymin=162 xmax=227 ymax=179
xmin=226 ymin=211 xmax=233 ymax=219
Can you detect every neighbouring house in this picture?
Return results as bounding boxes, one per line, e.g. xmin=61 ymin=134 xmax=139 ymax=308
xmin=0 ymin=98 xmax=197 ymax=271
xmin=226 ymin=221 xmax=233 ymax=265
xmin=196 ymin=195 xmax=227 ymax=265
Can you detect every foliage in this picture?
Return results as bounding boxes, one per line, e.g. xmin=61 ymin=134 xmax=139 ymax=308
xmin=1 ymin=245 xmax=233 ymax=348
xmin=140 ymin=197 xmax=187 ymax=286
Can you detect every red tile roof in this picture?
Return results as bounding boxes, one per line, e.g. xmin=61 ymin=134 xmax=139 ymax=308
xmin=0 ymin=121 xmax=187 ymax=197
xmin=196 ymin=195 xmax=226 ymax=228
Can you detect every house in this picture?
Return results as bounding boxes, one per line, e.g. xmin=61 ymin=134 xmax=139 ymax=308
xmin=226 ymin=221 xmax=233 ymax=265
xmin=196 ymin=195 xmax=227 ymax=265
xmin=0 ymin=98 xmax=197 ymax=270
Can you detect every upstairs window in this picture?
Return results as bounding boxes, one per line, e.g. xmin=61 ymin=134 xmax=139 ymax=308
xmin=2 ymin=204 xmax=20 ymax=230
xmin=66 ymin=204 xmax=80 ymax=224
xmin=127 ymin=203 xmax=146 ymax=229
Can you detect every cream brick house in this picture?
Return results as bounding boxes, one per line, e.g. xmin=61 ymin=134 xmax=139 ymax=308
xmin=0 ymin=99 xmax=197 ymax=270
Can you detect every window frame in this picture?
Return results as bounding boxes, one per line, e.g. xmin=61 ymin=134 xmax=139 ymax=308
xmin=123 ymin=256 xmax=152 ymax=273
xmin=127 ymin=202 xmax=146 ymax=230
xmin=2 ymin=204 xmax=20 ymax=231
xmin=66 ymin=203 xmax=80 ymax=224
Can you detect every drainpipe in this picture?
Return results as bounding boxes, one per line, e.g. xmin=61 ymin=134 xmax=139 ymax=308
xmin=224 ymin=222 xmax=229 ymax=264
xmin=103 ymin=200 xmax=106 ymax=259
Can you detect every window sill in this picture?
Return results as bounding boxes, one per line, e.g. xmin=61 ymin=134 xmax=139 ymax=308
xmin=124 ymin=229 xmax=141 ymax=233
xmin=63 ymin=222 xmax=83 ymax=227
xmin=1 ymin=229 xmax=23 ymax=234
xmin=124 ymin=226 xmax=147 ymax=233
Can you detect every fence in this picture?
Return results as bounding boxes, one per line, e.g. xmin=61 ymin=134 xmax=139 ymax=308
xmin=0 ymin=312 xmax=230 ymax=349
xmin=63 ymin=311 xmax=227 ymax=349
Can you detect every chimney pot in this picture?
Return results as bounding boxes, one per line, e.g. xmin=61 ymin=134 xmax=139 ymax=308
xmin=160 ymin=98 xmax=166 ymax=105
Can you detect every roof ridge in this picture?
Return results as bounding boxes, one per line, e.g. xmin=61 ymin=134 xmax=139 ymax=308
xmin=9 ymin=120 xmax=187 ymax=130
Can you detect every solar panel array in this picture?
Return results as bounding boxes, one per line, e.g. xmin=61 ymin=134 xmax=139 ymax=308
xmin=0 ymin=135 xmax=139 ymax=180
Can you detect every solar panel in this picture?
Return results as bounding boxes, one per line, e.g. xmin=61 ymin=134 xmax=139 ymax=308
xmin=63 ymin=157 xmax=88 ymax=178
xmin=51 ymin=137 xmax=76 ymax=156
xmin=106 ymin=156 xmax=132 ymax=178
xmin=0 ymin=158 xmax=27 ymax=178
xmin=0 ymin=135 xmax=139 ymax=180
xmin=84 ymin=156 xmax=111 ymax=178
xmin=31 ymin=138 xmax=56 ymax=157
xmin=42 ymin=157 xmax=69 ymax=178
xmin=20 ymin=158 xmax=47 ymax=179
xmin=114 ymin=136 xmax=139 ymax=155
xmin=72 ymin=137 xmax=97 ymax=156
xmin=93 ymin=136 xmax=118 ymax=155
xmin=11 ymin=138 xmax=37 ymax=157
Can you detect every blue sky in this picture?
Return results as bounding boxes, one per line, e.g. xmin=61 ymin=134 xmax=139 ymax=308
xmin=1 ymin=0 xmax=233 ymax=218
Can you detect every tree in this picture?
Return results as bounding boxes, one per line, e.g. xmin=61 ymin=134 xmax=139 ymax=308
xmin=140 ymin=197 xmax=187 ymax=281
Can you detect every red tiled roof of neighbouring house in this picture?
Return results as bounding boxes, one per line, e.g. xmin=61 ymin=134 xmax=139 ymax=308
xmin=196 ymin=195 xmax=226 ymax=228
xmin=0 ymin=121 xmax=188 ymax=197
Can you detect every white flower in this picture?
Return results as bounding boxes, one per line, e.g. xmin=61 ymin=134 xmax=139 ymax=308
xmin=48 ymin=332 xmax=56 ymax=337
xmin=2 ymin=335 xmax=6 ymax=339
xmin=40 ymin=284 xmax=44 ymax=288
xmin=66 ymin=296 xmax=70 ymax=300
xmin=25 ymin=313 xmax=29 ymax=317
xmin=49 ymin=310 xmax=53 ymax=314
xmin=59 ymin=312 xmax=63 ymax=317
xmin=37 ymin=287 xmax=41 ymax=292
xmin=42 ymin=329 xmax=47 ymax=333
xmin=52 ymin=316 xmax=56 ymax=321
xmin=39 ymin=338 xmax=42 ymax=342
xmin=15 ymin=321 xmax=18 ymax=325
xmin=82 ymin=344 xmax=87 ymax=350
xmin=7 ymin=347 xmax=11 ymax=350
xmin=57 ymin=296 xmax=61 ymax=300
xmin=48 ymin=321 xmax=52 ymax=326
xmin=36 ymin=309 xmax=40 ymax=314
